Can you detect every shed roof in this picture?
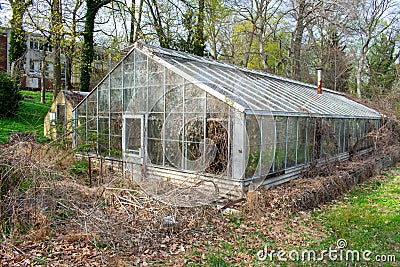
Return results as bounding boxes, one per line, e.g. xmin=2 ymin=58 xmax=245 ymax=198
xmin=63 ymin=90 xmax=89 ymax=107
xmin=136 ymin=43 xmax=380 ymax=119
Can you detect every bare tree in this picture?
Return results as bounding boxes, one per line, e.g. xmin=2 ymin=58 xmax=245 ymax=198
xmin=204 ymin=0 xmax=232 ymax=59
xmin=349 ymin=0 xmax=399 ymax=98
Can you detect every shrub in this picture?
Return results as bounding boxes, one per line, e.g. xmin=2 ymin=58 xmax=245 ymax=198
xmin=0 ymin=72 xmax=23 ymax=117
xmin=69 ymin=159 xmax=89 ymax=176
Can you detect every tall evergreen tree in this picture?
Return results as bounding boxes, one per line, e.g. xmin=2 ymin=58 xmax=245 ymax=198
xmin=365 ymin=32 xmax=400 ymax=97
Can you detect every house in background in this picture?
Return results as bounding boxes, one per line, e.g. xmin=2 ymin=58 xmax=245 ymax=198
xmin=23 ymin=34 xmax=57 ymax=90
xmin=44 ymin=90 xmax=88 ymax=140
xmin=0 ymin=28 xmax=56 ymax=89
xmin=0 ymin=26 xmax=116 ymax=91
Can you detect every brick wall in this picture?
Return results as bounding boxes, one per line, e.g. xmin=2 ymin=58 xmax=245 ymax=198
xmin=0 ymin=34 xmax=7 ymax=72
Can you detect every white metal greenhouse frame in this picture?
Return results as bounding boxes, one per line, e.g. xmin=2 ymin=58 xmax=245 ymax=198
xmin=73 ymin=42 xmax=381 ymax=198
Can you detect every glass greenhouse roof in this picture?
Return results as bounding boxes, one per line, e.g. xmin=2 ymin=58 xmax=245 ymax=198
xmin=133 ymin=43 xmax=380 ymax=119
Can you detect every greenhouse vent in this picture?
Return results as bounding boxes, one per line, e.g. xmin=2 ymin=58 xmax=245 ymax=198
xmin=72 ymin=42 xmax=382 ymax=201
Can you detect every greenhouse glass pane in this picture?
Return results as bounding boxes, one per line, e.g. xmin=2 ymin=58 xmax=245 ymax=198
xmin=164 ymin=140 xmax=182 ymax=169
xmin=125 ymin=118 xmax=142 ymax=154
xmin=164 ymin=112 xmax=183 ymax=141
xmin=148 ymin=139 xmax=163 ymax=165
xmin=307 ymin=118 xmax=315 ymax=161
xmin=148 ymin=113 xmax=164 ymax=139
xmin=297 ymin=117 xmax=307 ymax=164
xmin=207 ymin=94 xmax=229 ymax=114
xmin=148 ymin=58 xmax=164 ymax=86
xmin=110 ymin=135 xmax=122 ymax=157
xmin=110 ymin=116 xmax=122 ymax=136
xmin=98 ymin=117 xmax=109 ymax=155
xmin=286 ymin=117 xmax=297 ymax=168
xmin=98 ymin=82 xmax=109 ymax=115
xmin=166 ymin=82 xmax=183 ymax=113
xmin=184 ymin=113 xmax=204 ymax=142
xmin=123 ymin=52 xmax=135 ymax=111
xmin=111 ymin=64 xmax=122 ymax=89
xmin=321 ymin=119 xmax=337 ymax=157
xmin=110 ymin=89 xmax=122 ymax=113
xmin=245 ymin=114 xmax=261 ymax=177
xmin=135 ymin=51 xmax=147 ymax=86
xmin=183 ymin=141 xmax=205 ymax=171
xmin=148 ymin=85 xmax=164 ymax=112
xmin=184 ymin=83 xmax=205 ymax=113
xmin=274 ymin=117 xmax=286 ymax=171
xmin=126 ymin=86 xmax=147 ymax=113
xmin=260 ymin=115 xmax=275 ymax=175
xmin=205 ymin=118 xmax=229 ymax=175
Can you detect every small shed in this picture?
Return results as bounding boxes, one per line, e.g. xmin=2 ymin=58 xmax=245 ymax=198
xmin=72 ymin=43 xmax=381 ymax=201
xmin=44 ymin=90 xmax=88 ymax=140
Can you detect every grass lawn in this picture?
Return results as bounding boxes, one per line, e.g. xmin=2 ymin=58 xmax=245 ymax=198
xmin=195 ymin=168 xmax=400 ymax=267
xmin=0 ymin=90 xmax=52 ymax=143
xmin=310 ymin=170 xmax=400 ymax=266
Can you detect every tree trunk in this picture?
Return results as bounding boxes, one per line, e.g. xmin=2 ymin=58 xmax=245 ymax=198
xmin=66 ymin=2 xmax=80 ymax=91
xmin=292 ymin=0 xmax=306 ymax=80
xmin=243 ymin=27 xmax=255 ymax=68
xmin=259 ymin=37 xmax=268 ymax=71
xmin=41 ymin=48 xmax=46 ymax=104
xmin=66 ymin=56 xmax=73 ymax=90
xmin=51 ymin=0 xmax=63 ymax=100
xmin=79 ymin=0 xmax=111 ymax=92
xmin=193 ymin=0 xmax=205 ymax=56
xmin=356 ymin=52 xmax=365 ymax=98
xmin=129 ymin=0 xmax=136 ymax=44
xmin=80 ymin=8 xmax=97 ymax=92
xmin=134 ymin=0 xmax=144 ymax=42
xmin=41 ymin=71 xmax=46 ymax=104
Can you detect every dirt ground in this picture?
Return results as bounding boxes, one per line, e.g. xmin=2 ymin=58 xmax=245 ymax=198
xmin=0 ymin=138 xmax=398 ymax=266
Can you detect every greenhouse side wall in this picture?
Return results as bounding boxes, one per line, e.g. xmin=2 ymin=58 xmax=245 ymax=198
xmin=243 ymin=114 xmax=381 ymax=189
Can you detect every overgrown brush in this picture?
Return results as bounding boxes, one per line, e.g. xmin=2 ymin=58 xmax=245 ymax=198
xmin=0 ymin=141 xmax=63 ymax=240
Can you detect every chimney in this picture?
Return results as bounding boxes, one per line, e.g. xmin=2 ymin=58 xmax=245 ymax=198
xmin=317 ymin=67 xmax=322 ymax=94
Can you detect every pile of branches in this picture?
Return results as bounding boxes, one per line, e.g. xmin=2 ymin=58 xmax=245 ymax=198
xmin=0 ymin=140 xmax=223 ymax=265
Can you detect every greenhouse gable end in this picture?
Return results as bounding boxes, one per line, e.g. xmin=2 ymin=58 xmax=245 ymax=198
xmin=72 ymin=42 xmax=381 ymax=199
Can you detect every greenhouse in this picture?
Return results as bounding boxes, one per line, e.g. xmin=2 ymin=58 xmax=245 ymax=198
xmin=72 ymin=42 xmax=381 ymax=199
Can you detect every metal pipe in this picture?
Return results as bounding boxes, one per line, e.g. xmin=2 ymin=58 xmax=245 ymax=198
xmin=317 ymin=68 xmax=323 ymax=94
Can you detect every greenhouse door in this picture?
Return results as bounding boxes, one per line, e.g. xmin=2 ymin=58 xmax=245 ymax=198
xmin=122 ymin=114 xmax=144 ymax=164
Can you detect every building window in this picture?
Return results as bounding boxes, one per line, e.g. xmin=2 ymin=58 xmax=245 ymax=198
xmin=29 ymin=60 xmax=41 ymax=73
xmin=29 ymin=60 xmax=35 ymax=72
xmin=50 ymin=112 xmax=56 ymax=126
